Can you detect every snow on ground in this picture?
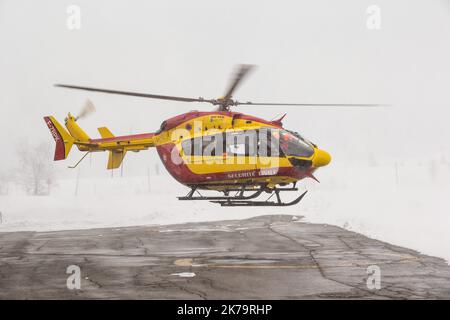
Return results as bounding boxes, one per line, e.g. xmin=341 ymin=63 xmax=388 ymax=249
xmin=0 ymin=160 xmax=449 ymax=263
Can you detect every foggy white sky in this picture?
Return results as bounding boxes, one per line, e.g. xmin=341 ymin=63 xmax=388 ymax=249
xmin=1 ymin=0 xmax=450 ymax=176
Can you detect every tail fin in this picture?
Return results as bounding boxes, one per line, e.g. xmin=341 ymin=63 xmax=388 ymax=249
xmin=44 ymin=116 xmax=75 ymax=160
xmin=64 ymin=113 xmax=91 ymax=141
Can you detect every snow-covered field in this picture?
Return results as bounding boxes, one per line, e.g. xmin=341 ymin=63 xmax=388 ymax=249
xmin=1 ymin=160 xmax=449 ymax=263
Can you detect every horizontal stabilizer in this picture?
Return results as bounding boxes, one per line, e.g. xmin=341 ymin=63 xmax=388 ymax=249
xmin=98 ymin=127 xmax=114 ymax=138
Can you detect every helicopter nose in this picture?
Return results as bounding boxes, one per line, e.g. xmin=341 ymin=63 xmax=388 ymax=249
xmin=312 ymin=149 xmax=331 ymax=167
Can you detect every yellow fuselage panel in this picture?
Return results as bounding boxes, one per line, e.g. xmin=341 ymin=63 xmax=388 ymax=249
xmin=182 ymin=155 xmax=293 ymax=174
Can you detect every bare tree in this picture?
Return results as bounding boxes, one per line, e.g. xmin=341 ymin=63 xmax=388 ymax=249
xmin=0 ymin=171 xmax=9 ymax=195
xmin=16 ymin=142 xmax=56 ymax=195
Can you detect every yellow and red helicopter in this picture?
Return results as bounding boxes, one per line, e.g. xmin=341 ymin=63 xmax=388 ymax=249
xmin=44 ymin=65 xmax=380 ymax=206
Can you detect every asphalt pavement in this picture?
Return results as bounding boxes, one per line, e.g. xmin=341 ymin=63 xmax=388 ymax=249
xmin=1 ymin=215 xmax=449 ymax=299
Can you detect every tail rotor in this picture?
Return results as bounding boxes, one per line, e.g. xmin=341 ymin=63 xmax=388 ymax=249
xmin=75 ymin=99 xmax=96 ymax=121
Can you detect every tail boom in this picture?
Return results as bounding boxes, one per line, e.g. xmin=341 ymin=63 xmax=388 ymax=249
xmin=44 ymin=114 xmax=157 ymax=168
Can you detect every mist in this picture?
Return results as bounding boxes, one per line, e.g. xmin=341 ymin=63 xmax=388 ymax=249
xmin=1 ymin=0 xmax=450 ymax=262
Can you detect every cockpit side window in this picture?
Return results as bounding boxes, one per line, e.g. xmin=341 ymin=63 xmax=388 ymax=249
xmin=278 ymin=130 xmax=314 ymax=157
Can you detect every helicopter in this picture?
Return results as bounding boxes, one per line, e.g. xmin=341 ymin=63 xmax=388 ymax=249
xmin=44 ymin=65 xmax=382 ymax=206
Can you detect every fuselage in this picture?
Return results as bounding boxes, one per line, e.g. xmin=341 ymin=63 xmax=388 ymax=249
xmin=46 ymin=110 xmax=331 ymax=191
xmin=152 ymin=111 xmax=331 ymax=190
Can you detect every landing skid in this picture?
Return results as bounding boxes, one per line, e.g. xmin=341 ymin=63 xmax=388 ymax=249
xmin=212 ymin=190 xmax=307 ymax=207
xmin=178 ymin=184 xmax=307 ymax=207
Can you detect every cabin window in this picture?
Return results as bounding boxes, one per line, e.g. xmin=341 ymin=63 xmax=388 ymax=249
xmin=224 ymin=130 xmax=257 ymax=157
xmin=202 ymin=134 xmax=223 ymax=156
xmin=257 ymin=128 xmax=281 ymax=157
xmin=181 ymin=134 xmax=223 ymax=156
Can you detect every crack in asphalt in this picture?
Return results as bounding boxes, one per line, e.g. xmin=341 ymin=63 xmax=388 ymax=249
xmin=85 ymin=276 xmax=103 ymax=289
xmin=35 ymin=240 xmax=49 ymax=252
xmin=267 ymin=223 xmax=403 ymax=299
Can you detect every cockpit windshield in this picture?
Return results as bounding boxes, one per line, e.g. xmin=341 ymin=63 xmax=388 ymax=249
xmin=276 ymin=130 xmax=314 ymax=158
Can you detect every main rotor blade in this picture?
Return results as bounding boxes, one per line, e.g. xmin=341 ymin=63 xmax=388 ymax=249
xmin=223 ymin=64 xmax=255 ymax=101
xmin=55 ymin=84 xmax=213 ymax=104
xmin=236 ymin=102 xmax=388 ymax=107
